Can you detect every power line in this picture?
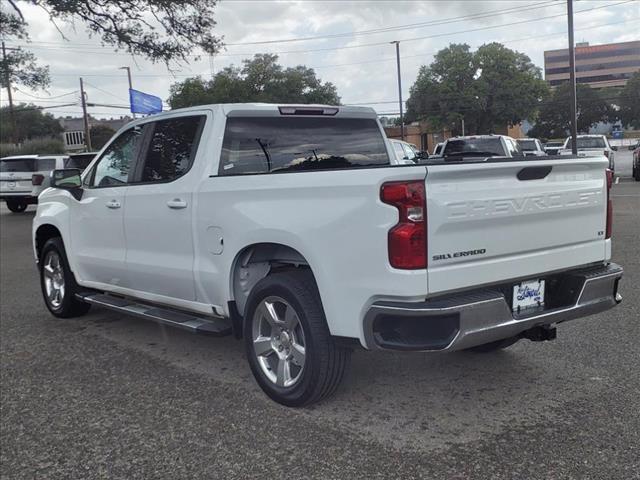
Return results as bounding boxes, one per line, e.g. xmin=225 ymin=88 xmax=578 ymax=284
xmin=82 ymin=80 xmax=128 ymax=102
xmin=12 ymin=88 xmax=79 ymax=99
xmin=223 ymin=1 xmax=563 ymax=46
xmin=35 ymin=17 xmax=639 ymax=83
xmin=3 ymin=1 xmax=632 ymax=58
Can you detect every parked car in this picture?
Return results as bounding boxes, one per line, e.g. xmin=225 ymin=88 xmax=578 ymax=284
xmin=558 ymin=135 xmax=616 ymax=171
xmin=439 ymin=135 xmax=523 ymax=160
xmin=1 ymin=154 xmax=68 ymax=213
xmin=32 ymin=103 xmax=623 ymax=406
xmin=632 ymin=140 xmax=640 ymax=181
xmin=432 ymin=142 xmax=444 ymax=157
xmin=389 ymin=139 xmax=420 ymax=164
xmin=543 ymin=141 xmax=564 ymax=155
xmin=516 ymin=138 xmax=546 ymax=157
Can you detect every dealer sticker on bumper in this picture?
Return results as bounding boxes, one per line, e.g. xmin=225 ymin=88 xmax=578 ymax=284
xmin=512 ymin=279 xmax=545 ymax=312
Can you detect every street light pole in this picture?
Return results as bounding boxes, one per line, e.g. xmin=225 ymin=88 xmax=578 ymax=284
xmin=120 ymin=66 xmax=135 ymax=119
xmin=79 ymin=77 xmax=92 ymax=151
xmin=567 ymin=0 xmax=578 ymax=155
xmin=391 ymin=41 xmax=404 ymax=141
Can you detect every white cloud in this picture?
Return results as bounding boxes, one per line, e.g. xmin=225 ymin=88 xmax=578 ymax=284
xmin=2 ymin=0 xmax=638 ymax=119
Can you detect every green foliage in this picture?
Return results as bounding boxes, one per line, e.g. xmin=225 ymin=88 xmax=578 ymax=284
xmin=405 ymin=43 xmax=548 ymax=134
xmin=619 ymin=71 xmax=640 ymax=129
xmin=168 ymin=54 xmax=341 ymax=108
xmin=0 ymin=138 xmax=65 ymax=157
xmin=0 ymin=104 xmax=63 ymax=144
xmin=528 ymin=83 xmax=614 ymax=139
xmin=4 ymin=0 xmax=222 ymax=64
xmin=89 ymin=124 xmax=116 ymax=150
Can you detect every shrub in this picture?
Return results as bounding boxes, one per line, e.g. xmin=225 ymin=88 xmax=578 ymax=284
xmin=0 ymin=138 xmax=66 ymax=157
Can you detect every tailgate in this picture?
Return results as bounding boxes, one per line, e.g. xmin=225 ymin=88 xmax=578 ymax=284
xmin=425 ymin=157 xmax=609 ymax=294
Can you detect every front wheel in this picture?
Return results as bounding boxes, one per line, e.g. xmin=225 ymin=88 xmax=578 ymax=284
xmin=6 ymin=200 xmax=27 ymax=213
xmin=244 ymin=270 xmax=351 ymax=407
xmin=39 ymin=237 xmax=91 ymax=318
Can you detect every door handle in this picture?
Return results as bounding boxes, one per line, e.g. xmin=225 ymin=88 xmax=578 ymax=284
xmin=105 ymin=200 xmax=121 ymax=209
xmin=167 ymin=198 xmax=187 ymax=209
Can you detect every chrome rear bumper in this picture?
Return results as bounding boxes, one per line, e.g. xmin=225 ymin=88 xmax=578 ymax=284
xmin=363 ymin=263 xmax=623 ymax=352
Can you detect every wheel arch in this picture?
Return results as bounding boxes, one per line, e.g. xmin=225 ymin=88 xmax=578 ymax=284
xmin=35 ymin=224 xmax=63 ymax=262
xmin=229 ymin=242 xmax=317 ymax=323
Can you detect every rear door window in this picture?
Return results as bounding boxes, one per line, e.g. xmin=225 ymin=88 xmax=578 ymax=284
xmin=0 ymin=158 xmax=37 ymax=172
xmin=138 ymin=115 xmax=205 ymax=183
xmin=402 ymin=144 xmax=416 ymax=161
xmin=219 ymin=116 xmax=389 ymax=175
xmin=37 ymin=158 xmax=57 ymax=171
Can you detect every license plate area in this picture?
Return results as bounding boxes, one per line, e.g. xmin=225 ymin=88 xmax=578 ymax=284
xmin=512 ymin=279 xmax=545 ymax=313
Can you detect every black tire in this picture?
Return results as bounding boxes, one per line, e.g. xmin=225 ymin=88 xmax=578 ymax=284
xmin=634 ymin=164 xmax=640 ymax=181
xmin=39 ymin=237 xmax=91 ymax=318
xmin=6 ymin=200 xmax=27 ymax=213
xmin=244 ymin=269 xmax=351 ymax=407
xmin=465 ymin=336 xmax=520 ymax=353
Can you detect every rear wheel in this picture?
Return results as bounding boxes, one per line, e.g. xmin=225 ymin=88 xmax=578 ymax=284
xmin=39 ymin=237 xmax=91 ymax=318
xmin=244 ymin=270 xmax=351 ymax=407
xmin=465 ymin=336 xmax=520 ymax=353
xmin=634 ymin=163 xmax=640 ymax=181
xmin=6 ymin=200 xmax=27 ymax=213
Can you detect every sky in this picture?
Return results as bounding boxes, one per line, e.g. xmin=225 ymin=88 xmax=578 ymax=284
xmin=1 ymin=0 xmax=638 ymax=120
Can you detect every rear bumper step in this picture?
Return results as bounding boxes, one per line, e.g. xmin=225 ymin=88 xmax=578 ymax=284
xmin=363 ymin=263 xmax=623 ymax=351
xmin=76 ymin=293 xmax=232 ymax=336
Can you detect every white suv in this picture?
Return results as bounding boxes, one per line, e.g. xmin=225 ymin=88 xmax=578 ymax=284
xmin=1 ymin=155 xmax=68 ymax=212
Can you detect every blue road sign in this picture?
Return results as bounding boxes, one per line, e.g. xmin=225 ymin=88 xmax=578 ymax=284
xmin=129 ymin=89 xmax=163 ymax=115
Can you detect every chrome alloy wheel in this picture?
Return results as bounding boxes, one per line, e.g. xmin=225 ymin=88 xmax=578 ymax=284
xmin=252 ymin=296 xmax=306 ymax=388
xmin=43 ymin=250 xmax=65 ymax=309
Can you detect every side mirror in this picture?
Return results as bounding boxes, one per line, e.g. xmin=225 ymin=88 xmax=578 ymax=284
xmin=630 ymin=145 xmax=636 ymax=150
xmin=51 ymin=169 xmax=82 ymax=189
xmin=611 ymin=146 xmax=618 ymax=151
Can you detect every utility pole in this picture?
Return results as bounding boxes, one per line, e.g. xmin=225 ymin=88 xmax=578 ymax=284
xmin=391 ymin=41 xmax=404 ymax=141
xmin=79 ymin=77 xmax=92 ymax=151
xmin=567 ymin=0 xmax=578 ymax=155
xmin=119 ymin=66 xmax=135 ymax=119
xmin=2 ymin=41 xmax=18 ymax=145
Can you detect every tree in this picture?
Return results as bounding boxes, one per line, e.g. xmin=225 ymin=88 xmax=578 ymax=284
xmin=89 ymin=124 xmax=116 ymax=150
xmin=168 ymin=54 xmax=341 ymax=108
xmin=405 ymin=43 xmax=548 ymax=135
xmin=1 ymin=0 xmax=223 ymax=95
xmin=618 ymin=71 xmax=640 ymax=129
xmin=0 ymin=103 xmax=62 ymax=143
xmin=528 ymin=83 xmax=614 ymax=139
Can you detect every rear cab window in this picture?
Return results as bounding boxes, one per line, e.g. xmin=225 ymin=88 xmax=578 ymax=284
xmin=517 ymin=139 xmax=537 ymax=151
xmin=442 ymin=138 xmax=506 ymax=158
xmin=219 ymin=116 xmax=390 ymax=175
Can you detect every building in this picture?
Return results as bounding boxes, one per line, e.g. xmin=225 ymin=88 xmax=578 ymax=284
xmin=544 ymin=40 xmax=640 ymax=88
xmin=58 ymin=115 xmax=132 ymax=151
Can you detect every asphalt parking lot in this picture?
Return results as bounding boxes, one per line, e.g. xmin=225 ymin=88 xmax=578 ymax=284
xmin=1 ymin=152 xmax=639 ymax=479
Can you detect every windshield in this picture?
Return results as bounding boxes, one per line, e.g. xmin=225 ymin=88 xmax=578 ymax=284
xmin=568 ymin=137 xmax=606 ymax=149
xmin=517 ymin=139 xmax=537 ymax=151
xmin=219 ymin=117 xmax=389 ymax=175
xmin=443 ymin=138 xmax=505 ymax=157
xmin=0 ymin=158 xmax=37 ymax=172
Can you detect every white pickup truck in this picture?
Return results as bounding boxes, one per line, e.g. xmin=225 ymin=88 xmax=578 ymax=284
xmin=32 ymin=104 xmax=623 ymax=406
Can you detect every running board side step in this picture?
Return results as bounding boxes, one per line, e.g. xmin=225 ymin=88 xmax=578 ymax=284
xmin=76 ymin=293 xmax=232 ymax=336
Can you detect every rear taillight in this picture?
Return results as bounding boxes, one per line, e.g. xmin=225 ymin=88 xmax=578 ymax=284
xmin=381 ymin=181 xmax=426 ymax=269
xmin=606 ymin=168 xmax=613 ymax=239
xmin=32 ymin=174 xmax=45 ymax=186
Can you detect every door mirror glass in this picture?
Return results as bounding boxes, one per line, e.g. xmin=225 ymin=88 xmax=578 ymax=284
xmin=611 ymin=146 xmax=618 ymax=151
xmin=51 ymin=169 xmax=82 ymax=189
